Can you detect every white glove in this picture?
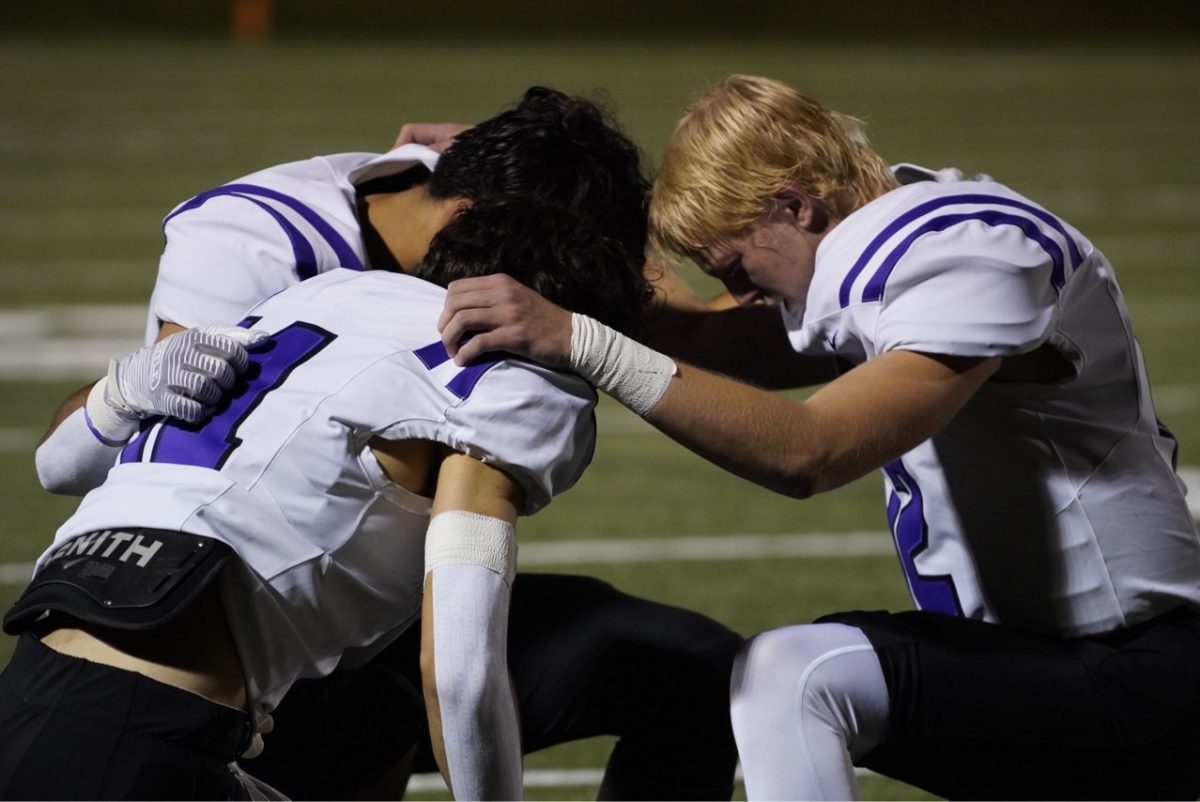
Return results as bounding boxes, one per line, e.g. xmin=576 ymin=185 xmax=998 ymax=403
xmin=85 ymin=325 xmax=269 ymax=444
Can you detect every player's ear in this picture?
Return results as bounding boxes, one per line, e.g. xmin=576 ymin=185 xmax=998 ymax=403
xmin=436 ymin=197 xmax=472 ymax=229
xmin=773 ymin=185 xmax=829 ymax=234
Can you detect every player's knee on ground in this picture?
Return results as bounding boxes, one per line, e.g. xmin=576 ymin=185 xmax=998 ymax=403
xmin=731 ymin=623 xmax=889 ymax=762
xmin=506 ymin=573 xmax=742 ymax=800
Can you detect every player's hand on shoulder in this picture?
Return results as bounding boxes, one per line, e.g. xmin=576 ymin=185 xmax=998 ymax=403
xmin=393 ymin=122 xmax=472 ymax=153
xmin=438 ymin=274 xmax=573 ymax=369
xmin=107 ymin=325 xmax=270 ymax=424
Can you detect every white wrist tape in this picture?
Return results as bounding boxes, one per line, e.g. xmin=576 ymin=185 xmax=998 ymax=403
xmin=425 ymin=510 xmax=517 ymax=584
xmin=569 ymin=313 xmax=677 ymax=417
xmin=84 ymin=376 xmax=139 ymax=446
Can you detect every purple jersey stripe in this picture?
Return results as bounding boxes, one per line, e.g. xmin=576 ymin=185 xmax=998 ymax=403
xmin=163 ymin=183 xmax=365 ymax=274
xmin=861 ymin=210 xmax=1067 ymax=304
xmin=839 ymin=193 xmax=1083 ymax=308
xmin=240 ymin=197 xmax=318 ymax=280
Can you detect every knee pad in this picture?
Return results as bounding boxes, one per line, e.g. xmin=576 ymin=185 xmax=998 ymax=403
xmin=732 ymin=623 xmax=889 ymax=760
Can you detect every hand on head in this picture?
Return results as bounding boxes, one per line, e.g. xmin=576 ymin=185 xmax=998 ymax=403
xmin=393 ymin=122 xmax=472 ymax=153
xmin=438 ymin=274 xmax=573 ymax=368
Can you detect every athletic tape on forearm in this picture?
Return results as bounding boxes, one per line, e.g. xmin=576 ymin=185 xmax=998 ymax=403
xmin=84 ymin=375 xmax=139 ymax=445
xmin=424 ymin=510 xmax=517 ymax=585
xmin=569 ymin=313 xmax=677 ymax=418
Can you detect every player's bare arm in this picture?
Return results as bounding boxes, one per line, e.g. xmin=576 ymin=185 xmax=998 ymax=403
xmin=413 ymin=451 xmax=524 ymax=801
xmin=441 ymin=273 xmax=838 ymax=389
xmin=644 ymin=259 xmax=834 ymax=387
xmin=439 ymin=283 xmax=999 ymax=498
xmin=645 ymin=349 xmax=999 ymax=498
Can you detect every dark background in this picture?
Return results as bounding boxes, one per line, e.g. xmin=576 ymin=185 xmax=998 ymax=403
xmin=9 ymin=0 xmax=1200 ymax=41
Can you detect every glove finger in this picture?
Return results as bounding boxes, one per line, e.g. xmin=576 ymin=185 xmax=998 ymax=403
xmin=193 ymin=336 xmax=251 ymax=373
xmin=192 ymin=376 xmax=223 ymax=406
xmin=189 ymin=353 xmax=238 ymax=388
xmin=171 ymin=373 xmax=221 ymax=406
xmin=165 ymin=394 xmax=207 ymax=424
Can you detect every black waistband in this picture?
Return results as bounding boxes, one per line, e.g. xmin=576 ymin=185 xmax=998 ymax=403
xmin=4 ymin=528 xmax=234 ymax=635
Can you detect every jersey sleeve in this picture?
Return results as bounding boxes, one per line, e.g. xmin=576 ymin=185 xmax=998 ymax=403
xmin=452 ymin=362 xmax=597 ymax=515
xmin=147 ymin=195 xmax=301 ymax=338
xmin=872 ymin=220 xmax=1061 ymax=358
xmin=377 ymin=360 xmax=598 ymax=516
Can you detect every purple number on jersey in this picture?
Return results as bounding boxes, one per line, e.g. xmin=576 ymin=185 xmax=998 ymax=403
xmin=883 ymin=460 xmax=963 ymax=616
xmin=121 ymin=321 xmax=337 ymax=470
xmin=412 ymin=340 xmax=501 ymax=400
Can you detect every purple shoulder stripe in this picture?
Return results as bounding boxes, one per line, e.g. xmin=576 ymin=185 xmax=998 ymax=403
xmin=163 ymin=183 xmax=364 ymax=280
xmin=839 ymin=193 xmax=1083 ymax=308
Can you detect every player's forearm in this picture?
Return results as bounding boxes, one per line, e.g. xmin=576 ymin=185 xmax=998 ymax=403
xmin=421 ymin=510 xmax=522 ymax=800
xmin=421 ymin=570 xmax=522 ymax=801
xmin=645 ymin=362 xmax=844 ymax=499
xmin=38 ymin=379 xmax=131 ymax=495
xmin=39 ymin=382 xmax=94 ymax=445
xmin=573 ymin=316 xmax=1000 ymax=501
xmin=646 ymin=303 xmax=838 ymax=390
xmin=35 ymin=406 xmax=123 ymax=495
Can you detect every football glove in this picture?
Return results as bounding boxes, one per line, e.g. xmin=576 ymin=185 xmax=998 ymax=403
xmin=86 ymin=325 xmax=268 ymax=443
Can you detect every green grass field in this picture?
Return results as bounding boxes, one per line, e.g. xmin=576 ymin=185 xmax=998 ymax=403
xmin=1 ymin=32 xmax=1198 ymax=800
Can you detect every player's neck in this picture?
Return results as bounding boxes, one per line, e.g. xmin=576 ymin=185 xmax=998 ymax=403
xmin=362 ymin=187 xmax=460 ymax=273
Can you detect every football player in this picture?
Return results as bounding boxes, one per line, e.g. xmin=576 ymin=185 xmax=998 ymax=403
xmin=435 ymin=74 xmax=1200 ymax=800
xmin=2 ymin=198 xmax=660 ymax=800
xmin=30 ymin=88 xmax=742 ymax=800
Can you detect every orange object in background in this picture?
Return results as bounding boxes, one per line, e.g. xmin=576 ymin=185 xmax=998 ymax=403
xmin=231 ymin=0 xmax=273 ymax=42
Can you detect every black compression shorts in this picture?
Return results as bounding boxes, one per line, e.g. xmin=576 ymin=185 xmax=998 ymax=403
xmin=821 ymin=606 xmax=1200 ymax=800
xmin=0 ymin=633 xmax=253 ymax=800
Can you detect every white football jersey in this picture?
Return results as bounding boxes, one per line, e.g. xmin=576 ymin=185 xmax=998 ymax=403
xmin=784 ymin=179 xmax=1200 ymax=637
xmin=46 ymin=268 xmax=597 ymax=711
xmin=144 ymin=145 xmax=440 ymax=343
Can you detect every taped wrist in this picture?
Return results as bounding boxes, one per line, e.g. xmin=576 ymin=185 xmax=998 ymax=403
xmin=569 ymin=313 xmax=676 ymax=417
xmin=84 ymin=375 xmax=139 ymax=446
xmin=424 ymin=510 xmax=517 ymax=584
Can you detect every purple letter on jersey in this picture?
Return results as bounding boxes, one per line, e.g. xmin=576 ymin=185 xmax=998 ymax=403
xmin=883 ymin=459 xmax=963 ymax=616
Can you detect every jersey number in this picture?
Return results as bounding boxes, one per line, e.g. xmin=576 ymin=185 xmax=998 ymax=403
xmin=121 ymin=321 xmax=337 ymax=470
xmin=883 ymin=460 xmax=963 ymax=616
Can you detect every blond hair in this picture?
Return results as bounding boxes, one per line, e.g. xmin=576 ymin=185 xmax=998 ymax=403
xmin=650 ymin=75 xmax=897 ymax=259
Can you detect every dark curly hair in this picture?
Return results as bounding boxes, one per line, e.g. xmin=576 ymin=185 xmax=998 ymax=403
xmin=428 ymin=86 xmax=650 ymax=265
xmin=413 ymin=198 xmax=652 ymax=336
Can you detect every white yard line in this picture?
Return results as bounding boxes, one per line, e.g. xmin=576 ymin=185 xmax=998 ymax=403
xmin=518 ymin=530 xmax=893 ymax=565
xmin=405 ymin=764 xmax=879 ymax=793
xmin=0 ymin=531 xmax=895 ymax=587
xmin=7 ymin=491 xmax=1200 ymax=586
